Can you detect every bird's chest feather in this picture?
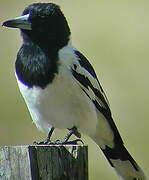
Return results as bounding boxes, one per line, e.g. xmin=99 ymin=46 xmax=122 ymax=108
xmin=16 ymin=64 xmax=98 ymax=134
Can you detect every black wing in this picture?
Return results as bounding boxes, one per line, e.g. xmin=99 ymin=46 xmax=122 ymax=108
xmin=72 ymin=50 xmax=123 ymax=145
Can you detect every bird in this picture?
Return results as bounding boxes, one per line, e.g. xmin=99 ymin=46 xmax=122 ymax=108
xmin=3 ymin=3 xmax=146 ymax=180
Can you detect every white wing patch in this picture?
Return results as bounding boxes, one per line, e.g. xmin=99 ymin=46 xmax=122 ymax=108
xmin=59 ymin=45 xmax=109 ymax=109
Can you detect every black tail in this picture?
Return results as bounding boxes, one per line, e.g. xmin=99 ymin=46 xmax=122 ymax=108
xmin=100 ymin=142 xmax=146 ymax=180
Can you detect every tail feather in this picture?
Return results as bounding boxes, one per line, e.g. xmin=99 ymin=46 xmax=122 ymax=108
xmin=101 ymin=143 xmax=146 ymax=180
xmin=91 ymin=105 xmax=146 ymax=179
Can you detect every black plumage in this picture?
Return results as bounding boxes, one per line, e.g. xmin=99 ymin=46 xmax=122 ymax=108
xmin=16 ymin=3 xmax=71 ymax=88
xmin=3 ymin=3 xmax=146 ymax=180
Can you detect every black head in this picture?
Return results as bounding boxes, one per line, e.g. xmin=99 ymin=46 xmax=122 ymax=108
xmin=3 ymin=3 xmax=71 ymax=49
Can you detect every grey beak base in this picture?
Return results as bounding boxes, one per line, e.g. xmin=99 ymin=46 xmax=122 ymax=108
xmin=2 ymin=14 xmax=32 ymax=30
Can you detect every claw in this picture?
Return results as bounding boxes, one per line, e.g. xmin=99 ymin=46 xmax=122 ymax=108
xmin=33 ymin=127 xmax=83 ymax=146
xmin=33 ymin=127 xmax=55 ymax=145
xmin=54 ymin=138 xmax=84 ymax=145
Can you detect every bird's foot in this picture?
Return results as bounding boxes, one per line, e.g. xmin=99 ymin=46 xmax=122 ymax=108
xmin=34 ymin=138 xmax=83 ymax=145
xmin=54 ymin=138 xmax=84 ymax=145
xmin=33 ymin=126 xmax=83 ymax=145
xmin=33 ymin=127 xmax=55 ymax=145
xmin=33 ymin=140 xmax=54 ymax=145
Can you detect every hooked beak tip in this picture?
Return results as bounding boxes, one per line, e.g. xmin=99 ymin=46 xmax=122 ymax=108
xmin=2 ymin=21 xmax=10 ymax=27
xmin=2 ymin=14 xmax=32 ymax=30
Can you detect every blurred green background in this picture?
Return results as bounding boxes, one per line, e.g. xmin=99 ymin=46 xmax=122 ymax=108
xmin=0 ymin=0 xmax=149 ymax=179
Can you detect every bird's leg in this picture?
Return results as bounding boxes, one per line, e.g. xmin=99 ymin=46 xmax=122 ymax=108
xmin=55 ymin=126 xmax=83 ymax=145
xmin=34 ymin=126 xmax=83 ymax=145
xmin=67 ymin=126 xmax=81 ymax=139
xmin=44 ymin=127 xmax=55 ymax=144
xmin=34 ymin=127 xmax=55 ymax=145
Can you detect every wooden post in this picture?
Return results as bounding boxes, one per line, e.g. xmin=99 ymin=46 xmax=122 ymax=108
xmin=0 ymin=145 xmax=88 ymax=180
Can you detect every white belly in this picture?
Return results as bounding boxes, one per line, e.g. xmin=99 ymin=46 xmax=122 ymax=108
xmin=16 ymin=64 xmax=98 ymax=136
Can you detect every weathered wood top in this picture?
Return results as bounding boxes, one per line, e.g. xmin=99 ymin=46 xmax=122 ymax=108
xmin=0 ymin=145 xmax=88 ymax=180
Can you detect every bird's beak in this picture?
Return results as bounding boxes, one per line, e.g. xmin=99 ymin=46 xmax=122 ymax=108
xmin=2 ymin=14 xmax=32 ymax=30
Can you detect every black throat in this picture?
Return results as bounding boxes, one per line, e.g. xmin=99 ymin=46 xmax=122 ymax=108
xmin=15 ymin=35 xmax=60 ymax=89
xmin=15 ymin=3 xmax=71 ymax=89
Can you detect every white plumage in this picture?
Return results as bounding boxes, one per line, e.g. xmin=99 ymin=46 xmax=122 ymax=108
xmin=3 ymin=3 xmax=146 ymax=179
xmin=16 ymin=43 xmax=146 ymax=180
xmin=16 ymin=44 xmax=98 ymax=137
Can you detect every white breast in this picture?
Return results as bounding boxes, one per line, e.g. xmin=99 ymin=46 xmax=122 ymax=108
xmin=16 ymin=45 xmax=98 ymax=136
